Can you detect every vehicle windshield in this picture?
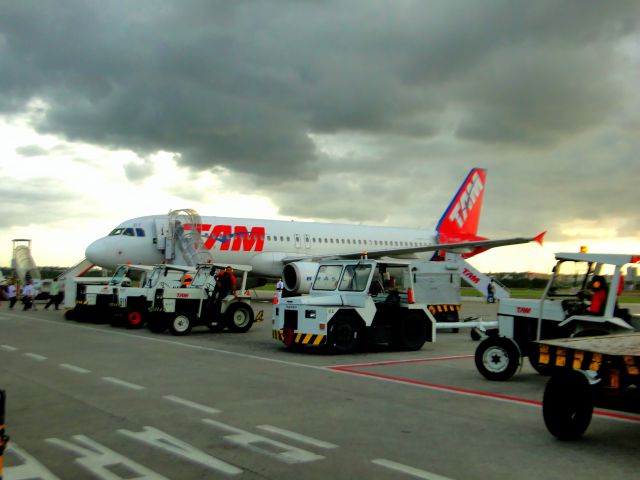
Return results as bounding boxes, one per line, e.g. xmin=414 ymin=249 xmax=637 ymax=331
xmin=110 ymin=266 xmax=128 ymax=285
xmin=339 ymin=264 xmax=372 ymax=292
xmin=313 ymin=265 xmax=343 ymax=291
xmin=192 ymin=267 xmax=216 ymax=288
xmin=548 ymin=260 xmax=595 ymax=297
xmin=147 ymin=268 xmax=163 ymax=288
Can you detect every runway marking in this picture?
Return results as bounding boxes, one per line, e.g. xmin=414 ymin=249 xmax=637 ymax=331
xmin=24 ymin=352 xmax=47 ymax=361
xmin=59 ymin=363 xmax=91 ymax=374
xmin=1 ymin=344 xmax=18 ymax=351
xmin=203 ymin=418 xmax=325 ymax=464
xmin=13 ymin=311 xmax=640 ymax=423
xmin=163 ymin=395 xmax=221 ymax=414
xmin=3 ymin=442 xmax=62 ymax=480
xmin=102 ymin=377 xmax=145 ymax=390
xmin=373 ymin=459 xmax=455 ymax=480
xmin=119 ymin=426 xmax=242 ymax=475
xmin=256 ymin=425 xmax=338 ymax=449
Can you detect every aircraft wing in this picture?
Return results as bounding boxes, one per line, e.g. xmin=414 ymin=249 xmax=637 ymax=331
xmin=281 ymin=232 xmax=545 ymax=264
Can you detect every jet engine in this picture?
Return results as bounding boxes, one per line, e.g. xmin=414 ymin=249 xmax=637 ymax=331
xmin=282 ymin=262 xmax=319 ymax=294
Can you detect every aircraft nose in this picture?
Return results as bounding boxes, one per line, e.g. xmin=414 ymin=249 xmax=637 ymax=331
xmin=85 ymin=238 xmax=112 ymax=267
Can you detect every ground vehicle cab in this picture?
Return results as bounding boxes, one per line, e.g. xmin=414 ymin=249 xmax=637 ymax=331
xmin=475 ymin=252 xmax=640 ymax=381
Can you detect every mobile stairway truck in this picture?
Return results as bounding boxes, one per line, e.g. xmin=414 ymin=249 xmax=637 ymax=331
xmin=272 ymin=258 xmax=495 ymax=353
xmin=474 ymin=252 xmax=640 ymax=381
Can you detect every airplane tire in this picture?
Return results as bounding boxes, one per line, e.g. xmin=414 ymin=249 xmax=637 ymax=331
xmin=543 ymin=370 xmax=593 ymax=440
xmin=475 ymin=336 xmax=521 ymax=381
xmin=396 ymin=312 xmax=427 ymax=351
xmin=328 ymin=314 xmax=360 ymax=354
xmin=169 ymin=312 xmax=192 ymax=336
xmin=225 ymin=303 xmax=254 ymax=333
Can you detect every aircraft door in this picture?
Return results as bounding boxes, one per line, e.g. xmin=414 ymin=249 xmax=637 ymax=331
xmin=295 ymin=234 xmax=301 ymax=249
xmin=304 ymin=234 xmax=311 ymax=249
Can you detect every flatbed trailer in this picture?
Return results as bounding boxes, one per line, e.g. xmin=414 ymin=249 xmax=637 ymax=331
xmin=536 ymin=332 xmax=640 ymax=440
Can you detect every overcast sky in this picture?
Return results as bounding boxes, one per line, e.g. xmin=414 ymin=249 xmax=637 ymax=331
xmin=1 ymin=0 xmax=639 ymax=273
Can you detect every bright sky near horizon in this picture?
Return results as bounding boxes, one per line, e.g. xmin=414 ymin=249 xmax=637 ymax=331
xmin=1 ymin=2 xmax=638 ymax=274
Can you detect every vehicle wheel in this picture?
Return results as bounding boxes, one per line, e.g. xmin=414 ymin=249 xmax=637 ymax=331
xmin=543 ymin=370 xmax=593 ymax=440
xmin=125 ymin=309 xmax=146 ymax=329
xmin=225 ymin=303 xmax=254 ymax=333
xmin=475 ymin=336 xmax=521 ymax=381
xmin=65 ymin=309 xmax=75 ymax=321
xmin=396 ymin=312 xmax=427 ymax=351
xmin=169 ymin=312 xmax=192 ymax=336
xmin=147 ymin=315 xmax=168 ymax=333
xmin=328 ymin=315 xmax=360 ymax=354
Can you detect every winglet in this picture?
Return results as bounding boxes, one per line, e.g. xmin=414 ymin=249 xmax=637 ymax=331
xmin=534 ymin=231 xmax=546 ymax=246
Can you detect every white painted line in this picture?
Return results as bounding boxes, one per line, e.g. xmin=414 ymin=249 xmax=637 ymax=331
xmin=163 ymin=395 xmax=221 ymax=415
xmin=59 ymin=363 xmax=91 ymax=374
xmin=1 ymin=345 xmax=18 ymax=351
xmin=24 ymin=352 xmax=47 ymax=361
xmin=256 ymin=425 xmax=338 ymax=449
xmin=102 ymin=377 xmax=145 ymax=390
xmin=373 ymin=459 xmax=455 ymax=480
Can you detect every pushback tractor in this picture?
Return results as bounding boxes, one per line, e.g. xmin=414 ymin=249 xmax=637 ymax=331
xmin=475 ymin=252 xmax=640 ymax=381
xmin=272 ymin=258 xmax=467 ymax=353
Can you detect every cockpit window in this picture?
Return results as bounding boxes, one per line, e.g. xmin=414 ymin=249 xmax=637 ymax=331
xmin=135 ymin=228 xmax=145 ymax=237
xmin=123 ymin=228 xmax=135 ymax=236
xmin=109 ymin=228 xmax=124 ymax=236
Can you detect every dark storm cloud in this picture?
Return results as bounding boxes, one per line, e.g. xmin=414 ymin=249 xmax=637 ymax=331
xmin=0 ymin=0 xmax=638 ymax=239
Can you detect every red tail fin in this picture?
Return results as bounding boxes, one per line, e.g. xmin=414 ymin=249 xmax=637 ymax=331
xmin=436 ymin=168 xmax=487 ymax=242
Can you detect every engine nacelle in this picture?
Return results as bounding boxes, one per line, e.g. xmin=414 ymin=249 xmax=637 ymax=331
xmin=283 ymin=262 xmax=319 ymax=294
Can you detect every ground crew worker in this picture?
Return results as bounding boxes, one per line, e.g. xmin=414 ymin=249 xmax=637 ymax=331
xmin=487 ymin=280 xmax=496 ymax=304
xmin=45 ymin=279 xmax=62 ymax=310
xmin=21 ymin=280 xmax=34 ymax=311
xmin=276 ymin=277 xmax=284 ymax=303
xmin=181 ymin=274 xmax=193 ymax=288
xmin=7 ymin=282 xmax=17 ymax=309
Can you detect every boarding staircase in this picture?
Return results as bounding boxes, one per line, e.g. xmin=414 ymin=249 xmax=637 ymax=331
xmin=11 ymin=239 xmax=41 ymax=284
xmin=166 ymin=209 xmax=213 ymax=267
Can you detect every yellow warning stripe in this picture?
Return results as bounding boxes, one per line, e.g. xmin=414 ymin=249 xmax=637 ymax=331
xmin=272 ymin=329 xmax=325 ymax=345
xmin=428 ymin=304 xmax=460 ymax=314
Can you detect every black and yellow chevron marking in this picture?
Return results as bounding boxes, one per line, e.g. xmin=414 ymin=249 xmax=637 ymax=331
xmin=272 ymin=329 xmax=326 ymax=346
xmin=428 ymin=304 xmax=460 ymax=314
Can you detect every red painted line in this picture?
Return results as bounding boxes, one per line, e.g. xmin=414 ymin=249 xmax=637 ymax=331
xmin=331 ymin=366 xmax=640 ymax=423
xmin=329 ymin=354 xmax=474 ymax=370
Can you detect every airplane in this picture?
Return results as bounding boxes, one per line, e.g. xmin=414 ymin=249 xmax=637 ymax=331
xmin=85 ymin=168 xmax=545 ymax=293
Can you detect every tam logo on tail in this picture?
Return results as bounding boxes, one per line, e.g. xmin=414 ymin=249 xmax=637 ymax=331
xmin=437 ymin=168 xmax=487 ymax=240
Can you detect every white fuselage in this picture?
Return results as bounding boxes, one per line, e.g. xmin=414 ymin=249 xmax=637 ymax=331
xmin=86 ymin=215 xmax=439 ymax=278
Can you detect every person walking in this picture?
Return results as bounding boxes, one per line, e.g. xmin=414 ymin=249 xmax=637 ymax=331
xmin=487 ymin=279 xmax=496 ymax=304
xmin=45 ymin=279 xmax=62 ymax=310
xmin=21 ymin=280 xmax=34 ymax=311
xmin=7 ymin=282 xmax=17 ymax=309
